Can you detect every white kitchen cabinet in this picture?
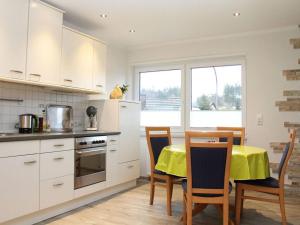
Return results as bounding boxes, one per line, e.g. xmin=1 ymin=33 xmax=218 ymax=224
xmin=40 ymin=175 xmax=74 ymax=209
xmin=40 ymin=138 xmax=74 ymax=153
xmin=106 ymin=139 xmax=120 ymax=187
xmin=0 ymin=154 xmax=39 ymax=223
xmin=0 ymin=0 xmax=28 ymax=80
xmin=61 ymin=28 xmax=94 ymax=89
xmin=40 ymin=150 xmax=74 ymax=180
xmin=26 ymin=0 xmax=63 ymax=84
xmin=118 ymin=160 xmax=140 ymax=184
xmin=95 ymin=100 xmax=140 ymax=163
xmin=92 ymin=40 xmax=107 ymax=92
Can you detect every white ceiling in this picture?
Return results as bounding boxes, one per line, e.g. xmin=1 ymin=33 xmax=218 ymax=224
xmin=44 ymin=0 xmax=300 ymax=48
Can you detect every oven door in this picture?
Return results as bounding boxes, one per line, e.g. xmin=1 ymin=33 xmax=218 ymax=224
xmin=75 ymin=147 xmax=106 ymax=189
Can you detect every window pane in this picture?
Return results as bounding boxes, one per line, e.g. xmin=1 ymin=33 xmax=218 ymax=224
xmin=190 ymin=65 xmax=242 ymax=127
xmin=140 ymin=70 xmax=181 ymax=126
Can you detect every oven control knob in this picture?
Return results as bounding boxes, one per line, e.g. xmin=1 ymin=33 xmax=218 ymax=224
xmin=79 ymin=141 xmax=87 ymax=145
xmin=100 ymin=140 xmax=105 ymax=143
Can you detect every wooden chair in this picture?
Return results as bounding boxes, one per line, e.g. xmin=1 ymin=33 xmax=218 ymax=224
xmin=182 ymin=131 xmax=234 ymax=225
xmin=217 ymin=127 xmax=245 ymax=145
xmin=145 ymin=127 xmax=177 ymax=216
xmin=235 ymin=129 xmax=297 ymax=225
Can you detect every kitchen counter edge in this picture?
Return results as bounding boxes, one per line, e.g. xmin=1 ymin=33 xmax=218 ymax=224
xmin=0 ymin=131 xmax=121 ymax=142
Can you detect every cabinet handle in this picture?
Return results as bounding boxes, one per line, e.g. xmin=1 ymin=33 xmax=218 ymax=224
xmin=110 ymin=139 xmax=117 ymax=142
xmin=10 ymin=70 xmax=23 ymax=74
xmin=53 ymin=182 xmax=64 ymax=187
xmin=30 ymin=73 xmax=41 ymax=77
xmin=53 ymin=157 xmax=64 ymax=160
xmin=54 ymin=144 xmax=64 ymax=147
xmin=24 ymin=160 xmax=37 ymax=165
xmin=121 ymin=105 xmax=127 ymax=108
xmin=127 ymin=165 xmax=134 ymax=169
xmin=110 ymin=149 xmax=117 ymax=152
xmin=64 ymin=79 xmax=73 ymax=82
xmin=96 ymin=84 xmax=103 ymax=87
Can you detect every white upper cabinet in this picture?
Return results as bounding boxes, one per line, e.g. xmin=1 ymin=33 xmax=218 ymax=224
xmin=0 ymin=0 xmax=29 ymax=80
xmin=93 ymin=40 xmax=107 ymax=92
xmin=61 ymin=28 xmax=94 ymax=90
xmin=26 ymin=0 xmax=63 ymax=84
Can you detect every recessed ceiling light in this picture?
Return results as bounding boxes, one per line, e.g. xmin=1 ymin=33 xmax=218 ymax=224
xmin=31 ymin=2 xmax=37 ymax=7
xmin=129 ymin=29 xmax=136 ymax=33
xmin=233 ymin=12 xmax=240 ymax=17
xmin=100 ymin=14 xmax=108 ymax=18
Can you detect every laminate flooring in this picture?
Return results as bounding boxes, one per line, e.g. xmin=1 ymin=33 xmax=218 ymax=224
xmin=38 ymin=180 xmax=300 ymax=225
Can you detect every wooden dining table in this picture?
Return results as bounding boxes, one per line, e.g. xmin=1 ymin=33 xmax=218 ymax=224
xmin=155 ymin=144 xmax=270 ymax=180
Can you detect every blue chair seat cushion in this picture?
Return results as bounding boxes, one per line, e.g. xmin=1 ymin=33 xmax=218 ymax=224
xmin=235 ymin=177 xmax=279 ymax=188
xmin=154 ymin=169 xmax=167 ymax=175
xmin=182 ymin=180 xmax=232 ymax=197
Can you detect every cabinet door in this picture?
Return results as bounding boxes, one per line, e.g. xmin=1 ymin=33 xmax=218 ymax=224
xmin=26 ymin=0 xmax=63 ymax=84
xmin=118 ymin=102 xmax=140 ymax=163
xmin=0 ymin=0 xmax=28 ymax=80
xmin=0 ymin=154 xmax=39 ymax=223
xmin=106 ymin=144 xmax=120 ymax=187
xmin=61 ymin=28 xmax=93 ymax=89
xmin=93 ymin=40 xmax=107 ymax=92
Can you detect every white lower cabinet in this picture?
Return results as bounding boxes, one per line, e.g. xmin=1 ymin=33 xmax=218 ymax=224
xmin=107 ymin=144 xmax=120 ymax=187
xmin=40 ymin=148 xmax=74 ymax=209
xmin=118 ymin=160 xmax=140 ymax=184
xmin=40 ymin=175 xmax=74 ymax=210
xmin=40 ymin=150 xmax=74 ymax=180
xmin=0 ymin=154 xmax=39 ymax=223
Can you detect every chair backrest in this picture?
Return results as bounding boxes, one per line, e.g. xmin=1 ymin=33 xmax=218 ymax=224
xmin=217 ymin=127 xmax=245 ymax=145
xmin=185 ymin=131 xmax=233 ymax=196
xmin=145 ymin=127 xmax=172 ymax=173
xmin=278 ymin=129 xmax=296 ymax=186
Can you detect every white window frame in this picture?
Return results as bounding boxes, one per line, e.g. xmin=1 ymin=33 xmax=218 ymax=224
xmin=134 ymin=64 xmax=185 ymax=133
xmin=132 ymin=55 xmax=247 ymax=134
xmin=185 ymin=56 xmax=246 ymax=130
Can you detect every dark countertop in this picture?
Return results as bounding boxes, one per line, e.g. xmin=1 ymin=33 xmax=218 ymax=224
xmin=0 ymin=130 xmax=121 ymax=142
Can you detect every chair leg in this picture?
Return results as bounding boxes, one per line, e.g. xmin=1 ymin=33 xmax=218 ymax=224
xmin=223 ymin=199 xmax=229 ymax=225
xmin=166 ymin=176 xmax=173 ymax=216
xmin=182 ymin=192 xmax=187 ymax=225
xmin=187 ymin=196 xmax=193 ymax=225
xmin=235 ymin=184 xmax=243 ymax=225
xmin=279 ymin=191 xmax=287 ymax=225
xmin=150 ymin=176 xmax=155 ymax=205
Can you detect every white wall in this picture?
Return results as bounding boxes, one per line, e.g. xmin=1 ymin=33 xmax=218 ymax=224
xmin=105 ymin=46 xmax=129 ymax=97
xmin=128 ymin=27 xmax=300 ymax=177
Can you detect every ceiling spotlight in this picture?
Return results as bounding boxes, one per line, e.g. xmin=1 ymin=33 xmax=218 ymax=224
xmin=129 ymin=29 xmax=136 ymax=33
xmin=233 ymin=12 xmax=240 ymax=17
xmin=100 ymin=14 xmax=108 ymax=18
xmin=31 ymin=2 xmax=37 ymax=7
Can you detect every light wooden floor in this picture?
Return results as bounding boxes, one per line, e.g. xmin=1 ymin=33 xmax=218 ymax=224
xmin=38 ymin=181 xmax=300 ymax=225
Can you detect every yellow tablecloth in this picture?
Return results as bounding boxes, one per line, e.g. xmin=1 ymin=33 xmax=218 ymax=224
xmin=155 ymin=144 xmax=270 ymax=180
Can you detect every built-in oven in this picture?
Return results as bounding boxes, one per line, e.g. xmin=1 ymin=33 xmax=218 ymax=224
xmin=74 ymin=136 xmax=107 ymax=189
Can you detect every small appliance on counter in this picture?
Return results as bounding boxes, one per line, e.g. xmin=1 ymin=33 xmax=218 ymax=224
xmin=85 ymin=106 xmax=98 ymax=131
xmin=19 ymin=114 xmax=38 ymax=133
xmin=46 ymin=104 xmax=73 ymax=133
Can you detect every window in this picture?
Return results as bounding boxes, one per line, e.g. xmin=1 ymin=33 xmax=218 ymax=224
xmin=134 ymin=57 xmax=245 ymax=129
xmin=190 ymin=65 xmax=242 ymax=127
xmin=139 ymin=69 xmax=182 ymax=127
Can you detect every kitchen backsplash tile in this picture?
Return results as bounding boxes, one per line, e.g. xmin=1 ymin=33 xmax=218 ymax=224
xmin=0 ymin=82 xmax=88 ymax=132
